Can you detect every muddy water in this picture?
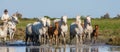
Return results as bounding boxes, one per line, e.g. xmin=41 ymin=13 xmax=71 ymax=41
xmin=0 ymin=45 xmax=120 ymax=52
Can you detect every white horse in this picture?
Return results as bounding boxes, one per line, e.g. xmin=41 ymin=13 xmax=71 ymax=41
xmin=25 ymin=18 xmax=51 ymax=45
xmin=84 ymin=16 xmax=93 ymax=40
xmin=70 ymin=16 xmax=83 ymax=44
xmin=0 ymin=24 xmax=8 ymax=41
xmin=32 ymin=17 xmax=48 ymax=44
xmin=53 ymin=16 xmax=68 ymax=44
xmin=8 ymin=15 xmax=19 ymax=40
xmin=39 ymin=18 xmax=51 ymax=44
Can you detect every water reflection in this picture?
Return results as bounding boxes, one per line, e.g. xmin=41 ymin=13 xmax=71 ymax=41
xmin=0 ymin=47 xmax=26 ymax=52
xmin=26 ymin=46 xmax=98 ymax=52
xmin=108 ymin=46 xmax=120 ymax=52
xmin=69 ymin=47 xmax=98 ymax=52
xmin=0 ymin=46 xmax=120 ymax=52
xmin=91 ymin=48 xmax=98 ymax=52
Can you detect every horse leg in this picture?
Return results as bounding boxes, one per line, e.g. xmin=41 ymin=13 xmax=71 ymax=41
xmin=43 ymin=34 xmax=45 ymax=44
xmin=91 ymin=33 xmax=95 ymax=44
xmin=82 ymin=33 xmax=85 ymax=44
xmin=43 ymin=34 xmax=46 ymax=44
xmin=33 ymin=35 xmax=36 ymax=45
xmin=61 ymin=32 xmax=65 ymax=44
xmin=70 ymin=33 xmax=75 ymax=44
xmin=76 ymin=35 xmax=79 ymax=45
xmin=88 ymin=32 xmax=91 ymax=40
xmin=64 ymin=32 xmax=67 ymax=45
xmin=70 ymin=33 xmax=72 ymax=44
xmin=39 ymin=35 xmax=41 ymax=45
xmin=94 ymin=36 xmax=97 ymax=44
xmin=49 ymin=35 xmax=52 ymax=45
xmin=55 ymin=35 xmax=57 ymax=45
xmin=31 ymin=35 xmax=34 ymax=45
xmin=80 ymin=34 xmax=83 ymax=44
xmin=49 ymin=35 xmax=53 ymax=45
xmin=40 ymin=35 xmax=42 ymax=44
xmin=47 ymin=33 xmax=49 ymax=44
xmin=34 ymin=35 xmax=39 ymax=45
xmin=70 ymin=36 xmax=73 ymax=44
xmin=55 ymin=35 xmax=58 ymax=45
xmin=42 ymin=35 xmax=44 ymax=44
xmin=70 ymin=35 xmax=72 ymax=44
xmin=25 ymin=35 xmax=28 ymax=45
xmin=37 ymin=35 xmax=40 ymax=45
xmin=94 ymin=34 xmax=98 ymax=44
xmin=4 ymin=37 xmax=6 ymax=42
xmin=53 ymin=35 xmax=55 ymax=44
xmin=84 ymin=32 xmax=87 ymax=43
xmin=10 ymin=32 xmax=12 ymax=41
xmin=12 ymin=33 xmax=14 ymax=41
xmin=51 ymin=35 xmax=54 ymax=45
xmin=49 ymin=35 xmax=51 ymax=45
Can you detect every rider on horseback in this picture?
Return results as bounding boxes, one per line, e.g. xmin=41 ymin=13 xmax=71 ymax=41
xmin=1 ymin=9 xmax=10 ymax=25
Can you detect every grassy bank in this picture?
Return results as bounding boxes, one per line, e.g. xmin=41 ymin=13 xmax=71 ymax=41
xmin=13 ymin=18 xmax=120 ymax=45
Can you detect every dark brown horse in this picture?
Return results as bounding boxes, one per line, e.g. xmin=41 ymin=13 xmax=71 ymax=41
xmin=91 ymin=25 xmax=99 ymax=43
xmin=47 ymin=26 xmax=54 ymax=44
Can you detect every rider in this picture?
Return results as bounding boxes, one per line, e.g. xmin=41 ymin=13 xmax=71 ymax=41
xmin=1 ymin=9 xmax=10 ymax=25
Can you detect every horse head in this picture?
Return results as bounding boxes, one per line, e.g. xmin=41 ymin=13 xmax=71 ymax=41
xmin=76 ymin=15 xmax=81 ymax=24
xmin=11 ymin=14 xmax=19 ymax=24
xmin=54 ymin=22 xmax=59 ymax=36
xmin=86 ymin=16 xmax=91 ymax=25
xmin=46 ymin=18 xmax=51 ymax=27
xmin=55 ymin=22 xmax=59 ymax=28
xmin=39 ymin=17 xmax=47 ymax=27
xmin=61 ymin=16 xmax=67 ymax=25
xmin=95 ymin=25 xmax=99 ymax=30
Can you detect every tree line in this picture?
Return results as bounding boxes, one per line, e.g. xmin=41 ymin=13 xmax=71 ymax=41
xmin=101 ymin=13 xmax=120 ymax=19
xmin=1 ymin=12 xmax=120 ymax=20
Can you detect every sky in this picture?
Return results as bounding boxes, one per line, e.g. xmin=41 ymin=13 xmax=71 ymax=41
xmin=0 ymin=0 xmax=120 ymax=18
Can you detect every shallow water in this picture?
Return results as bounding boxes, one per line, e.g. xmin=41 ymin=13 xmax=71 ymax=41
xmin=0 ymin=45 xmax=120 ymax=52
xmin=0 ymin=40 xmax=120 ymax=52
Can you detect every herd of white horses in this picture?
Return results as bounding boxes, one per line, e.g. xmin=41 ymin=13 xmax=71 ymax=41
xmin=0 ymin=15 xmax=95 ymax=45
xmin=26 ymin=16 xmax=94 ymax=45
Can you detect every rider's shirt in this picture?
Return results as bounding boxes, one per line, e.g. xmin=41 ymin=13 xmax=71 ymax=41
xmin=1 ymin=14 xmax=10 ymax=23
